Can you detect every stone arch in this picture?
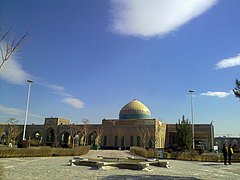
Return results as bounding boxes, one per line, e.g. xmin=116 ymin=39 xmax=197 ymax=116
xmin=31 ymin=131 xmax=43 ymax=146
xmin=88 ymin=131 xmax=97 ymax=145
xmin=148 ymin=138 xmax=153 ymax=148
xmin=0 ymin=132 xmax=6 ymax=144
xmin=32 ymin=131 xmax=42 ymax=140
xmin=46 ymin=128 xmax=55 ymax=146
xmin=60 ymin=131 xmax=70 ymax=146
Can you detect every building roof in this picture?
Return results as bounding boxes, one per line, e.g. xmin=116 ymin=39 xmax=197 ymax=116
xmin=119 ymin=99 xmax=151 ymax=120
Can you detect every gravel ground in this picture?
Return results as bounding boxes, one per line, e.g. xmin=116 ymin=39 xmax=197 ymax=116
xmin=1 ymin=150 xmax=240 ymax=180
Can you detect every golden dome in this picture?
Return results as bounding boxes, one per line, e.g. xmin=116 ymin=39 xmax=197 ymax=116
xmin=119 ymin=99 xmax=151 ymax=119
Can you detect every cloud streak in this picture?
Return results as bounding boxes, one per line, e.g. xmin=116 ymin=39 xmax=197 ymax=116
xmin=0 ymin=49 xmax=84 ymax=109
xmin=0 ymin=104 xmax=42 ymax=119
xmin=109 ymin=0 xmax=218 ymax=38
xmin=215 ymin=54 xmax=240 ymax=69
xmin=38 ymin=81 xmax=84 ymax=109
xmin=200 ymin=91 xmax=232 ymax=98
xmin=0 ymin=43 xmax=30 ymax=85
xmin=62 ymin=98 xmax=84 ymax=109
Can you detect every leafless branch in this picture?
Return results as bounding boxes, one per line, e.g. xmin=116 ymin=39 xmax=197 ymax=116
xmin=0 ymin=29 xmax=29 ymax=69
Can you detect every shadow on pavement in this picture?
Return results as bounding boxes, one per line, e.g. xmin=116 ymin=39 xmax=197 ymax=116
xmin=101 ymin=174 xmax=200 ymax=180
xmin=201 ymin=163 xmax=223 ymax=166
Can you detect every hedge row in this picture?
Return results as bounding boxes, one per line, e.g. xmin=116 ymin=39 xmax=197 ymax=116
xmin=130 ymin=147 xmax=240 ymax=162
xmin=174 ymin=151 xmax=240 ymax=162
xmin=130 ymin=146 xmax=156 ymax=158
xmin=0 ymin=146 xmax=90 ymax=158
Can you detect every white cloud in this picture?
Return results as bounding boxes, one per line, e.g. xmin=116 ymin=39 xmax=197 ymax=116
xmin=46 ymin=83 xmax=72 ymax=97
xmin=0 ymin=54 xmax=30 ymax=85
xmin=200 ymin=91 xmax=232 ymax=98
xmin=62 ymin=98 xmax=84 ymax=109
xmin=0 ymin=104 xmax=42 ymax=119
xmin=215 ymin=54 xmax=240 ymax=69
xmin=47 ymin=84 xmax=65 ymax=91
xmin=0 ymin=41 xmax=84 ymax=109
xmin=109 ymin=0 xmax=217 ymax=38
xmin=41 ymin=82 xmax=84 ymax=108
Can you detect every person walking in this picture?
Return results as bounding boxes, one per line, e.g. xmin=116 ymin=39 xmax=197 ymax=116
xmin=228 ymin=144 xmax=234 ymax=165
xmin=222 ymin=144 xmax=228 ymax=165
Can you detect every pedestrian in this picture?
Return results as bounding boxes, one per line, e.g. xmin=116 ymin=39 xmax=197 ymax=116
xmin=228 ymin=144 xmax=234 ymax=165
xmin=222 ymin=144 xmax=228 ymax=165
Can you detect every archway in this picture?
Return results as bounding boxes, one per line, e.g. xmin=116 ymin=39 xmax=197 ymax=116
xmin=0 ymin=133 xmax=6 ymax=145
xmin=60 ymin=132 xmax=70 ymax=147
xmin=88 ymin=131 xmax=97 ymax=145
xmin=31 ymin=131 xmax=42 ymax=146
xmin=148 ymin=138 xmax=153 ymax=148
xmin=46 ymin=128 xmax=55 ymax=146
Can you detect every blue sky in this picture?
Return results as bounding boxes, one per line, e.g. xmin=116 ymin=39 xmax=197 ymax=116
xmin=1 ymin=0 xmax=240 ymax=136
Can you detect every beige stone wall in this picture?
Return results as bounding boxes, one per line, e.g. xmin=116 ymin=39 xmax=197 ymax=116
xmin=165 ymin=124 xmax=214 ymax=150
xmin=101 ymin=119 xmax=166 ymax=149
xmin=0 ymin=117 xmax=213 ymax=150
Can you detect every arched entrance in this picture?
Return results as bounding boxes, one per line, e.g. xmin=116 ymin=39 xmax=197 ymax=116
xmin=88 ymin=131 xmax=97 ymax=145
xmin=31 ymin=131 xmax=42 ymax=146
xmin=148 ymin=138 xmax=153 ymax=148
xmin=60 ymin=132 xmax=70 ymax=147
xmin=46 ymin=128 xmax=55 ymax=146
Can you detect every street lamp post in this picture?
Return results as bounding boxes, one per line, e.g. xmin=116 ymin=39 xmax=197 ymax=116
xmin=22 ymin=79 xmax=33 ymax=141
xmin=189 ymin=90 xmax=195 ymax=150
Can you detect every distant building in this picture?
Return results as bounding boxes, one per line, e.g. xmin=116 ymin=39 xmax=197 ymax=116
xmin=166 ymin=123 xmax=214 ymax=150
xmin=0 ymin=99 xmax=214 ymax=150
xmin=215 ymin=137 xmax=240 ymax=153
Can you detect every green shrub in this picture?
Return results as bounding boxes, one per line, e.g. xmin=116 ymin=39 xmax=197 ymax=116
xmin=0 ymin=146 xmax=90 ymax=158
xmin=200 ymin=153 xmax=240 ymax=162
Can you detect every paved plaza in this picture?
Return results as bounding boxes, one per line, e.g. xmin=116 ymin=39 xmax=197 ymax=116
xmin=1 ymin=150 xmax=240 ymax=179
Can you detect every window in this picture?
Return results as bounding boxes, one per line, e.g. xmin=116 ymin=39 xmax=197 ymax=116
xmin=121 ymin=136 xmax=124 ymax=147
xmin=114 ymin=136 xmax=118 ymax=146
xmin=103 ymin=136 xmax=107 ymax=146
xmin=130 ymin=136 xmax=134 ymax=146
xmin=137 ymin=136 xmax=141 ymax=146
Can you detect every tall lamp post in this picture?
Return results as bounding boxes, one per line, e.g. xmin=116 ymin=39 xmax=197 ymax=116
xmin=23 ymin=79 xmax=33 ymax=140
xmin=189 ymin=90 xmax=195 ymax=150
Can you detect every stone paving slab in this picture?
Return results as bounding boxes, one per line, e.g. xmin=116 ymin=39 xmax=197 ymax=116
xmin=1 ymin=150 xmax=240 ymax=179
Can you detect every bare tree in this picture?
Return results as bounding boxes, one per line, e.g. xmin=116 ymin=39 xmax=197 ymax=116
xmin=95 ymin=126 xmax=104 ymax=147
xmin=5 ymin=118 xmax=20 ymax=145
xmin=79 ymin=118 xmax=92 ymax=146
xmin=136 ymin=124 xmax=155 ymax=149
xmin=0 ymin=28 xmax=29 ymax=69
xmin=233 ymin=79 xmax=240 ymax=99
xmin=69 ymin=123 xmax=78 ymax=148
xmin=147 ymin=126 xmax=158 ymax=148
